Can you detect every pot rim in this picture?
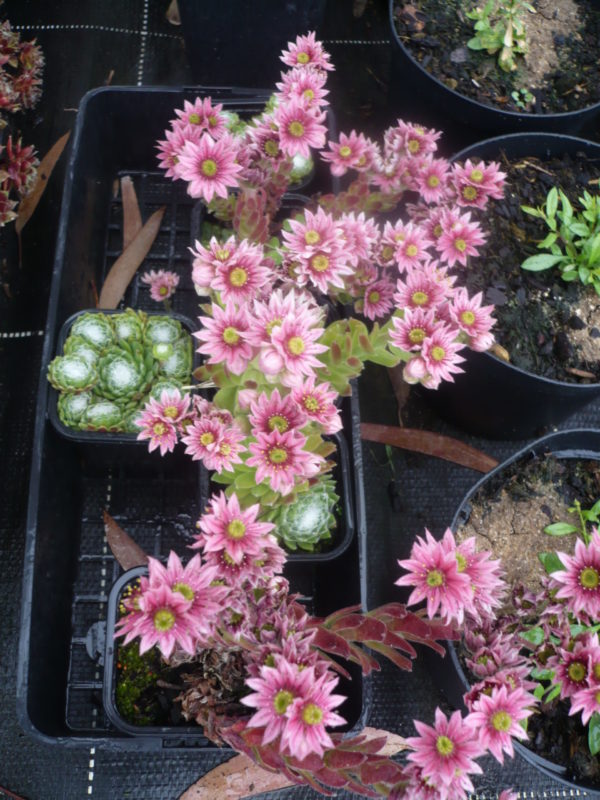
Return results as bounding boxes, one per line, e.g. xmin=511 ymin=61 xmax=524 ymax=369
xmin=388 ymin=0 xmax=600 ymax=122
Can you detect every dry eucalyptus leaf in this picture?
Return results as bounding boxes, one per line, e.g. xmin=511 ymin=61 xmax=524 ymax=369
xmin=15 ymin=131 xmax=70 ymax=235
xmin=121 ymin=176 xmax=143 ymax=250
xmin=103 ymin=510 xmax=148 ymax=570
xmin=178 ymin=729 xmax=406 ymax=799
xmin=166 ymin=0 xmax=181 ymax=25
xmin=97 ymin=206 xmax=165 ymax=309
xmin=361 ymin=423 xmax=498 ymax=473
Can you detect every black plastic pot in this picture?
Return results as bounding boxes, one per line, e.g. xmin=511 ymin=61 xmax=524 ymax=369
xmin=388 ymin=0 xmax=600 ymax=145
xmin=431 ymin=429 xmax=600 ymax=796
xmin=18 ymin=85 xmax=361 ymax=749
xmin=425 ymin=132 xmax=600 ymax=440
xmin=103 ymin=550 xmax=369 ymax=747
xmin=48 ymin=308 xmax=198 ymax=445
xmin=178 ymin=0 xmax=326 ymax=88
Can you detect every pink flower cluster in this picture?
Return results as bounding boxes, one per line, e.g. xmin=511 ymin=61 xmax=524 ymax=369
xmin=140 ymin=269 xmax=180 ymax=302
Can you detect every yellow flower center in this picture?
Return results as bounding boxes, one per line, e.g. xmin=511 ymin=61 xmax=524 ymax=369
xmin=266 ymin=318 xmax=282 ymax=336
xmin=462 ymin=185 xmax=478 ymax=201
xmin=201 ymin=158 xmax=218 ymax=177
xmin=470 ymin=168 xmax=484 ymax=183
xmin=368 ymin=291 xmax=380 ymax=304
xmin=311 ymin=253 xmax=329 ymax=272
xmin=227 ymin=519 xmax=246 ymax=539
xmin=435 ymin=735 xmax=454 ymax=756
xmin=460 ymin=310 xmax=476 ymax=326
xmin=455 ymin=553 xmax=467 ymax=572
xmin=409 ymin=328 xmax=426 ymax=344
xmin=568 ymin=661 xmax=587 ymax=682
xmin=455 ymin=238 xmax=467 ymax=253
xmin=433 ymin=224 xmax=443 ymax=238
xmin=381 ymin=244 xmax=394 ymax=261
xmin=216 ymin=248 xmax=230 ymax=261
xmin=301 ymin=703 xmax=323 ymax=725
xmin=223 ymin=326 xmax=240 ymax=345
xmin=268 ymin=414 xmax=289 ymax=433
xmin=407 ymin=139 xmax=420 ymax=154
xmin=229 ymin=267 xmax=248 ymax=287
xmin=289 ymin=121 xmax=305 ymax=138
xmin=426 ymin=569 xmax=444 ymax=587
xmin=412 ymin=291 xmax=429 ymax=306
xmin=219 ymin=442 xmax=231 ymax=456
xmin=431 ymin=345 xmax=446 ymax=362
xmin=264 ymin=139 xmax=279 ymax=157
xmin=297 ymin=51 xmax=310 ymax=64
xmin=339 ymin=145 xmax=352 ymax=158
xmin=427 ymin=175 xmax=440 ymax=188
xmin=208 ymin=115 xmax=218 ymax=127
xmin=153 ymin=608 xmax=176 ymax=631
xmin=200 ymin=432 xmax=215 ymax=446
xmin=268 ymin=446 xmax=288 ymax=465
xmin=405 ymin=244 xmax=418 ymax=257
xmin=305 ymin=229 xmax=320 ymax=245
xmin=153 ymin=422 xmax=167 ymax=436
xmin=163 ymin=405 xmax=178 ymax=419
xmin=303 ymin=88 xmax=314 ymax=101
xmin=287 ymin=336 xmax=305 ymax=355
xmin=303 ymin=395 xmax=319 ymax=413
xmin=273 ymin=690 xmax=294 ymax=714
xmin=580 ymin=567 xmax=600 ymax=589
xmin=173 ymin=582 xmax=194 ymax=601
xmin=159 ymin=286 xmax=169 ymax=296
xmin=188 ymin=112 xmax=201 ymax=124
xmin=491 ymin=711 xmax=512 ymax=732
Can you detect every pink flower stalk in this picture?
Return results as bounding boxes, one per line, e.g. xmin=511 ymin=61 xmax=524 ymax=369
xmin=242 ymin=657 xmax=315 ymax=745
xmin=394 ymin=264 xmax=449 ymax=312
xmin=452 ymin=158 xmax=505 ymax=209
xmin=135 ymin=405 xmax=179 ymax=455
xmin=415 ymin=156 xmax=451 ymax=204
xmin=247 ymin=428 xmax=321 ymax=495
xmin=552 ymin=528 xmax=600 ymax=619
xmin=269 ymin=315 xmax=327 ymax=380
xmin=193 ymin=491 xmax=276 ymax=565
xmin=275 ymin=66 xmax=329 ymax=109
xmin=173 ymin=96 xmax=225 ymax=137
xmin=362 ymin=277 xmax=396 ymax=320
xmin=449 ymin=288 xmax=496 ymax=351
xmin=140 ymin=269 xmax=180 ymax=302
xmin=570 ymin=684 xmax=600 ymax=726
xmin=194 ymin=302 xmax=253 ymax=375
xmin=176 ymin=133 xmax=243 ymax=202
xmin=115 ymin=583 xmax=197 ymax=659
xmin=321 ymin=130 xmax=376 ymax=176
xmin=390 ymin=307 xmax=441 ymax=352
xmin=396 ymin=529 xmax=474 ymax=624
xmin=275 ymin=99 xmax=327 ymax=160
xmin=468 ymin=685 xmax=533 ymax=764
xmin=290 ymin=377 xmax=342 ymax=434
xmin=405 ymin=708 xmax=483 ymax=788
xmin=248 ymin=388 xmax=307 ymax=437
xmin=420 ymin=325 xmax=466 ymax=387
xmin=393 ymin=222 xmax=433 ymax=272
xmin=436 ymin=211 xmax=486 ymax=268
xmin=281 ymin=669 xmax=346 ymax=760
xmin=280 ymin=31 xmax=334 ymax=72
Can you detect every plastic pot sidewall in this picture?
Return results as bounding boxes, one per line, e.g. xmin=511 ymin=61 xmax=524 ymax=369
xmin=388 ymin=0 xmax=600 ymax=138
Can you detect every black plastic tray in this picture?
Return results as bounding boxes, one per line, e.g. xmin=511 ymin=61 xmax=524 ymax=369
xmin=18 ymin=85 xmax=365 ymax=750
xmin=48 ymin=308 xmax=198 ymax=445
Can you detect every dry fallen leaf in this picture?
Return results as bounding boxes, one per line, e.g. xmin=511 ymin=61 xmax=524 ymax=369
xmin=178 ymin=728 xmax=406 ymax=799
xmin=361 ymin=423 xmax=498 ymax=473
xmin=565 ymin=366 xmax=597 ymax=380
xmin=166 ymin=0 xmax=181 ymax=25
xmin=97 ymin=206 xmax=165 ymax=309
xmin=121 ymin=176 xmax=143 ymax=250
xmin=103 ymin=510 xmax=148 ymax=570
xmin=490 ymin=343 xmax=510 ymax=362
xmin=15 ymin=131 xmax=70 ymax=235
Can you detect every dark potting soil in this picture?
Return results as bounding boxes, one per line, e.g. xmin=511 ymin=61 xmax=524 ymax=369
xmin=460 ymin=151 xmax=600 ymax=382
xmin=457 ymin=453 xmax=600 ymax=784
xmin=392 ymin=0 xmax=600 ymax=115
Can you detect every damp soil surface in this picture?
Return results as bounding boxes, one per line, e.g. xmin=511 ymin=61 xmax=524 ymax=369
xmin=456 ymin=451 xmax=600 ymax=784
xmin=459 ymin=151 xmax=600 ymax=382
xmin=392 ymin=0 xmax=600 ymax=114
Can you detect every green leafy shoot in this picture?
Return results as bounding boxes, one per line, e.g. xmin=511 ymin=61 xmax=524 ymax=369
xmin=466 ymin=0 xmax=535 ymax=73
xmin=521 ymin=188 xmax=600 ymax=294
xmin=544 ymin=498 xmax=600 ymax=546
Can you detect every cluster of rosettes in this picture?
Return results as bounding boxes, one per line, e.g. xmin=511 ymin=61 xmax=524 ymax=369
xmin=156 ymin=31 xmax=332 ymax=204
xmin=397 ymin=530 xmax=537 ymax=799
xmin=0 ymin=134 xmax=38 ymax=225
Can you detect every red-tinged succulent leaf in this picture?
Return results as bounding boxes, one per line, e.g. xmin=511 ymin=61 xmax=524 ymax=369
xmin=295 ymin=769 xmax=335 ymax=795
xmin=360 ymin=757 xmax=407 ymax=785
xmin=311 ymin=627 xmax=354 ymax=659
xmin=323 ymin=748 xmax=367 ymax=770
xmin=254 ymin=743 xmax=284 ymax=771
xmin=240 ymin=726 xmax=266 ymax=747
xmin=312 ymin=603 xmax=362 ymax=627
xmin=312 ymin=767 xmax=351 ymax=789
xmin=347 ymin=735 xmax=390 ymax=755
xmin=365 ymin=640 xmax=413 ymax=671
xmin=234 ymin=187 xmax=269 ymax=243
xmin=328 ymin=613 xmax=365 ymax=631
xmin=379 ymin=630 xmax=417 ymax=658
xmin=343 ymin=780 xmax=381 ymax=798
xmin=344 ymin=617 xmax=388 ymax=642
xmin=286 ymin=753 xmax=324 ymax=773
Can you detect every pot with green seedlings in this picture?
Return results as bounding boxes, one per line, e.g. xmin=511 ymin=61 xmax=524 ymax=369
xmin=47 ymin=308 xmax=195 ymax=443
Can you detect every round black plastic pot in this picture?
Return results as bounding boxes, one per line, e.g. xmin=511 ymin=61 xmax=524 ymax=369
xmin=48 ymin=308 xmax=198 ymax=445
xmin=432 ymin=429 xmax=600 ymax=796
xmin=424 ymin=132 xmax=600 ymax=440
xmin=178 ymin=0 xmax=326 ymax=88
xmin=388 ymin=0 xmax=600 ymax=143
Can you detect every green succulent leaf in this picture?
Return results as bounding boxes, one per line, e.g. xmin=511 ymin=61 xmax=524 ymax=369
xmin=71 ymin=312 xmax=115 ymax=349
xmin=48 ymin=355 xmax=97 ymax=392
xmin=589 ymin=714 xmax=600 ymax=755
